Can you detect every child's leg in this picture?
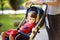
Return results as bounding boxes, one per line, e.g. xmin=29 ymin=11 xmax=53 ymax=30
xmin=1 ymin=32 xmax=8 ymax=40
xmin=9 ymin=35 xmax=14 ymax=40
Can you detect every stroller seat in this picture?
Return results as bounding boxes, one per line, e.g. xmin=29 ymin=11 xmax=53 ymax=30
xmin=15 ymin=5 xmax=44 ymax=40
xmin=6 ymin=3 xmax=48 ymax=40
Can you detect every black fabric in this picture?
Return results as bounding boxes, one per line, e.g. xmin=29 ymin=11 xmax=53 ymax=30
xmin=26 ymin=6 xmax=44 ymax=19
xmin=15 ymin=31 xmax=30 ymax=40
xmin=45 ymin=14 xmax=60 ymax=40
xmin=26 ymin=6 xmax=44 ymax=27
xmin=15 ymin=6 xmax=44 ymax=40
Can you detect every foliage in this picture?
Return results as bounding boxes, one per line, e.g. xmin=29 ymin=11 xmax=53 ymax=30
xmin=0 ymin=5 xmax=1 ymax=10
xmin=0 ymin=14 xmax=25 ymax=34
xmin=0 ymin=0 xmax=28 ymax=10
xmin=0 ymin=0 xmax=2 ymax=10
xmin=0 ymin=0 xmax=11 ymax=10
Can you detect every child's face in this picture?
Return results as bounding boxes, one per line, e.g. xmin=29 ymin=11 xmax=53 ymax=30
xmin=28 ymin=17 xmax=36 ymax=24
xmin=27 ymin=13 xmax=36 ymax=24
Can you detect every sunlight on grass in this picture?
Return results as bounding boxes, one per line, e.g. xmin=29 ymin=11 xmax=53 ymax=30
xmin=0 ymin=14 xmax=25 ymax=34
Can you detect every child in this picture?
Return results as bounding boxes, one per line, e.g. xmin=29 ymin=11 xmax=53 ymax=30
xmin=1 ymin=11 xmax=37 ymax=40
xmin=24 ymin=0 xmax=60 ymax=40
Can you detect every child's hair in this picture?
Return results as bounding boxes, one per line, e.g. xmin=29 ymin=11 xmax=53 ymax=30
xmin=28 ymin=11 xmax=37 ymax=18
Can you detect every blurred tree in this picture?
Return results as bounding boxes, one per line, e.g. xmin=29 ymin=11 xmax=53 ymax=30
xmin=1 ymin=0 xmax=4 ymax=15
xmin=9 ymin=0 xmax=19 ymax=10
xmin=0 ymin=0 xmax=1 ymax=10
xmin=1 ymin=0 xmax=28 ymax=10
xmin=9 ymin=0 xmax=27 ymax=10
xmin=1 ymin=0 xmax=11 ymax=10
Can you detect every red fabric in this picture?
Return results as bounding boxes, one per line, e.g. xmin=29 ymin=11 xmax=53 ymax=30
xmin=5 ymin=22 xmax=36 ymax=38
xmin=20 ymin=22 xmax=36 ymax=34
xmin=5 ymin=30 xmax=18 ymax=38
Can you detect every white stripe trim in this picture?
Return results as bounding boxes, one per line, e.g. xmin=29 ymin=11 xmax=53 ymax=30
xmin=45 ymin=17 xmax=50 ymax=29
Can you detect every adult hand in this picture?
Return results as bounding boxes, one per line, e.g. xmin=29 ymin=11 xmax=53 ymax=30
xmin=24 ymin=0 xmax=43 ymax=8
xmin=24 ymin=1 xmax=33 ymax=8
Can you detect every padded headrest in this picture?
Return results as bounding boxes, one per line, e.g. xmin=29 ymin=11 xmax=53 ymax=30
xmin=26 ymin=6 xmax=44 ymax=19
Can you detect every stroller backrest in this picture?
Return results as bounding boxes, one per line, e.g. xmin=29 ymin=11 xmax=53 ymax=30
xmin=25 ymin=6 xmax=44 ymax=23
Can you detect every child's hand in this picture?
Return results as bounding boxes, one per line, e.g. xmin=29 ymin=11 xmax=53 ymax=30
xmin=32 ymin=28 xmax=35 ymax=32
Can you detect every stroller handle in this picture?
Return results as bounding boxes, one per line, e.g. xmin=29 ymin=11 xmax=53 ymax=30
xmin=42 ymin=3 xmax=48 ymax=13
xmin=30 ymin=3 xmax=48 ymax=13
xmin=29 ymin=3 xmax=48 ymax=40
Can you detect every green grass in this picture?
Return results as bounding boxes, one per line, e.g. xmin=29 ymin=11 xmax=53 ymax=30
xmin=0 ymin=14 xmax=25 ymax=34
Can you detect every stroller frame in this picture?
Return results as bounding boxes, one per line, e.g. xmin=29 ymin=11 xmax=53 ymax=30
xmin=5 ymin=3 xmax=48 ymax=40
xmin=15 ymin=3 xmax=48 ymax=40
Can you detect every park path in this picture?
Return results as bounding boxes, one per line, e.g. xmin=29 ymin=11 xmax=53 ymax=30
xmin=34 ymin=28 xmax=49 ymax=40
xmin=0 ymin=35 xmax=1 ymax=40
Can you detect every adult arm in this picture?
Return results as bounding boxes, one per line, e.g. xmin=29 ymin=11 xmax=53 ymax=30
xmin=24 ymin=0 xmax=59 ymax=6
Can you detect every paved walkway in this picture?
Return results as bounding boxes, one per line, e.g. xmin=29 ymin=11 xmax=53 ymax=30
xmin=0 ymin=35 xmax=1 ymax=40
xmin=0 ymin=28 xmax=49 ymax=40
xmin=34 ymin=28 xmax=49 ymax=40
